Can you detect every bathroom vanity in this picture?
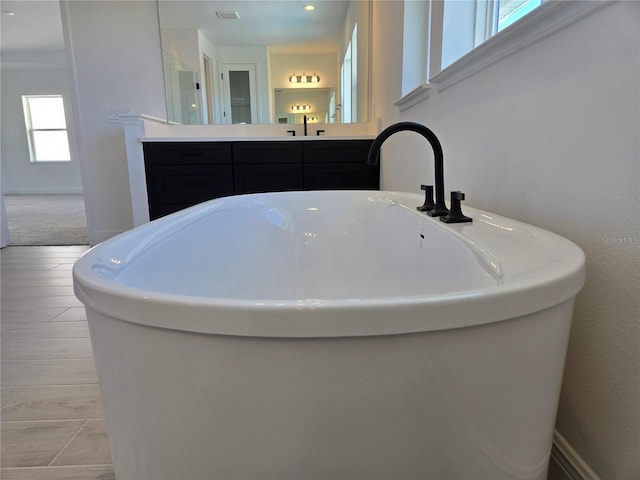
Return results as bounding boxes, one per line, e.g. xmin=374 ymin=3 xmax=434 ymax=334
xmin=143 ymin=139 xmax=378 ymax=220
xmin=121 ymin=115 xmax=377 ymax=225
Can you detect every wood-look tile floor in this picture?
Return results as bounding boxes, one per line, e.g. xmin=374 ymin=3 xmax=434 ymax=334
xmin=1 ymin=246 xmax=115 ymax=480
xmin=1 ymin=246 xmax=570 ymax=480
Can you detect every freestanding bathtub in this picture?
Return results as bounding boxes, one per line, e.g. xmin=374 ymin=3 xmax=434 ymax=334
xmin=73 ymin=190 xmax=585 ymax=480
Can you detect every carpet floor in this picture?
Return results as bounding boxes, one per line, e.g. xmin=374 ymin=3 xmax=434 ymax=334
xmin=4 ymin=195 xmax=88 ymax=246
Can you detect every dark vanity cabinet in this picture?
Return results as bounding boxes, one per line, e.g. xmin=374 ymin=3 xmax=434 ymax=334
xmin=143 ymin=139 xmax=378 ymax=220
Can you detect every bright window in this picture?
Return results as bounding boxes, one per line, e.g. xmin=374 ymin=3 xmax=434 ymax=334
xmin=340 ymin=23 xmax=358 ymax=123
xmin=341 ymin=42 xmax=352 ymax=123
xmin=351 ymin=23 xmax=358 ymax=121
xmin=441 ymin=0 xmax=544 ymax=70
xmin=498 ymin=0 xmax=543 ymax=31
xmin=398 ymin=0 xmax=603 ymax=110
xmin=22 ymin=95 xmax=71 ymax=162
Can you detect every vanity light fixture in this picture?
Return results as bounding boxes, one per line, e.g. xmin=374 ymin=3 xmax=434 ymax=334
xmin=291 ymin=104 xmax=311 ymax=112
xmin=289 ymin=73 xmax=320 ymax=84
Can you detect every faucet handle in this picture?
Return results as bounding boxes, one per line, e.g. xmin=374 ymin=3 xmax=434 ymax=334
xmin=440 ymin=191 xmax=472 ymax=223
xmin=417 ymin=185 xmax=435 ymax=212
xmin=287 ymin=130 xmax=296 ymax=136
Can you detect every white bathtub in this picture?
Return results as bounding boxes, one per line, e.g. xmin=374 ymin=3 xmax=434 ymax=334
xmin=74 ymin=190 xmax=585 ymax=480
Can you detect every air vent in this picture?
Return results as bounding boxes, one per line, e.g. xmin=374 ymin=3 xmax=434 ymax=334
xmin=216 ymin=11 xmax=240 ymax=20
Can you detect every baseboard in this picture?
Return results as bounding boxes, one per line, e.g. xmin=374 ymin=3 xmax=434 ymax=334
xmin=552 ymin=430 xmax=601 ymax=480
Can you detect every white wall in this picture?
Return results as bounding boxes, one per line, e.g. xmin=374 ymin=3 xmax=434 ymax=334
xmin=160 ymin=27 xmax=201 ymax=73
xmin=0 ymin=51 xmax=83 ymax=194
xmin=61 ymin=0 xmax=166 ymax=244
xmin=372 ymin=1 xmax=639 ymax=478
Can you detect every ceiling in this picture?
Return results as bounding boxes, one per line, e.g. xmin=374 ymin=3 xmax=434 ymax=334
xmin=0 ymin=1 xmax=65 ymax=53
xmin=0 ymin=0 xmax=350 ymax=55
xmin=159 ymin=1 xmax=350 ymax=53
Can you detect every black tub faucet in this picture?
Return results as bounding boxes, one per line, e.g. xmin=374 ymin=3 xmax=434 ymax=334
xmin=303 ymin=115 xmax=308 ymax=136
xmin=367 ymin=122 xmax=449 ymax=217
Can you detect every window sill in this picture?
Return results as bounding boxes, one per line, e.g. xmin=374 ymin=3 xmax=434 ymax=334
xmin=396 ymin=1 xmax=610 ymax=110
xmin=30 ymin=160 xmax=72 ymax=164
xmin=394 ymin=83 xmax=433 ymax=112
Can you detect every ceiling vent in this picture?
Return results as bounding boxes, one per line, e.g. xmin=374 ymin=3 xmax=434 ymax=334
xmin=216 ymin=11 xmax=240 ymax=20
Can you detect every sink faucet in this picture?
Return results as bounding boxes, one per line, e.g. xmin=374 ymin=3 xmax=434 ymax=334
xmin=367 ymin=122 xmax=449 ymax=217
xmin=303 ymin=114 xmax=308 ymax=136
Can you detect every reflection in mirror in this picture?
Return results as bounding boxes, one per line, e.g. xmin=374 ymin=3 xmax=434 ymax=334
xmin=274 ymin=87 xmax=335 ymax=124
xmin=157 ymin=0 xmax=370 ymax=125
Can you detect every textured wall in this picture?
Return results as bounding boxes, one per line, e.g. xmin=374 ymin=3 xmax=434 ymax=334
xmin=371 ymin=2 xmax=639 ymax=478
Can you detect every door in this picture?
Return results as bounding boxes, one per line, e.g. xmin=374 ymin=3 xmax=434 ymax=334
xmin=220 ymin=63 xmax=258 ymax=124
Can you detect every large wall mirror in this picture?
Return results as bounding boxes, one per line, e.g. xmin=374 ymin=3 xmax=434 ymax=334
xmin=157 ymin=0 xmax=371 ymax=125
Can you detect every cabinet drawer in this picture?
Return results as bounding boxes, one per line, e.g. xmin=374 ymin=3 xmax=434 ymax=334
xmin=143 ymin=142 xmax=232 ymax=164
xmin=233 ymin=142 xmax=302 ymax=164
xmin=303 ymin=140 xmax=373 ymax=163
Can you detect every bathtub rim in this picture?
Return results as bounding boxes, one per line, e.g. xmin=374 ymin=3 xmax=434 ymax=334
xmin=73 ymin=190 xmax=585 ymax=338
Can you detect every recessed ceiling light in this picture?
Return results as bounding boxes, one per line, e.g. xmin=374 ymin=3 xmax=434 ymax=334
xmin=3 ymin=11 xmax=16 ymax=16
xmin=304 ymin=5 xmax=315 ymax=11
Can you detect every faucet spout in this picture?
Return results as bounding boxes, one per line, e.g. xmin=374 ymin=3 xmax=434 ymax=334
xmin=367 ymin=122 xmax=449 ymax=217
xmin=303 ymin=115 xmax=308 ymax=136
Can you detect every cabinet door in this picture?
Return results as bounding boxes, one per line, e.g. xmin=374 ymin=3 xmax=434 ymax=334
xmin=233 ymin=141 xmax=303 ymax=194
xmin=234 ymin=164 xmax=303 ymax=194
xmin=145 ymin=164 xmax=235 ymax=220
xmin=302 ymin=140 xmax=379 ymax=190
xmin=304 ymin=163 xmax=378 ymax=190
xmin=143 ymin=142 xmax=234 ymax=220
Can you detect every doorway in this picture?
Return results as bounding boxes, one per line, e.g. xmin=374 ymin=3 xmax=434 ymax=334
xmin=219 ymin=62 xmax=259 ymax=124
xmin=0 ymin=1 xmax=88 ymax=246
xmin=3 ymin=194 xmax=88 ymax=245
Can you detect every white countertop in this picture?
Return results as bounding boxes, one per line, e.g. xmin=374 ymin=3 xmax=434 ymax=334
xmin=139 ymin=135 xmax=376 ymax=142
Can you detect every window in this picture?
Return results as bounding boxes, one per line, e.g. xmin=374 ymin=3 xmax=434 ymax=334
xmin=441 ymin=0 xmax=544 ymax=70
xmin=497 ymin=0 xmax=543 ymax=31
xmin=340 ymin=23 xmax=358 ymax=123
xmin=398 ymin=0 xmax=600 ymax=110
xmin=22 ymin=95 xmax=71 ymax=162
